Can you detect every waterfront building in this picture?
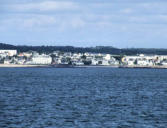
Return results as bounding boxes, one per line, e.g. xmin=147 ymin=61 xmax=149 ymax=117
xmin=27 ymin=54 xmax=52 ymax=65
xmin=91 ymin=59 xmax=99 ymax=65
xmin=122 ymin=55 xmax=157 ymax=66
xmin=109 ymin=57 xmax=119 ymax=65
xmin=0 ymin=50 xmax=17 ymax=56
xmin=161 ymin=61 xmax=167 ymax=65
xmin=104 ymin=54 xmax=111 ymax=60
xmin=72 ymin=61 xmax=84 ymax=66
xmin=4 ymin=59 xmax=11 ymax=64
xmin=137 ymin=59 xmax=154 ymax=66
xmin=101 ymin=60 xmax=110 ymax=65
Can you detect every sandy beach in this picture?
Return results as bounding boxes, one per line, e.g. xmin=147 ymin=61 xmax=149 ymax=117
xmin=0 ymin=64 xmax=48 ymax=68
xmin=1 ymin=64 xmax=167 ymax=69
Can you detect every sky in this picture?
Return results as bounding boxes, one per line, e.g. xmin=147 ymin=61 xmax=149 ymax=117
xmin=0 ymin=0 xmax=167 ymax=48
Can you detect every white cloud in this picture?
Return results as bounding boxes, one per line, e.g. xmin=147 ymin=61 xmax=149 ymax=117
xmin=0 ymin=14 xmax=87 ymax=31
xmin=9 ymin=1 xmax=79 ymax=12
xmin=0 ymin=15 xmax=57 ymax=29
xmin=22 ymin=16 xmax=57 ymax=28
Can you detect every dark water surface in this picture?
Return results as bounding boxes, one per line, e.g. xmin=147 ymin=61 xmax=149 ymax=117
xmin=0 ymin=68 xmax=167 ymax=128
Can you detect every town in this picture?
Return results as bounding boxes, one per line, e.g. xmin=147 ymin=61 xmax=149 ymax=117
xmin=1 ymin=50 xmax=167 ymax=68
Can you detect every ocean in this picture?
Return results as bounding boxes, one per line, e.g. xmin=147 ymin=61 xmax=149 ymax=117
xmin=0 ymin=67 xmax=167 ymax=128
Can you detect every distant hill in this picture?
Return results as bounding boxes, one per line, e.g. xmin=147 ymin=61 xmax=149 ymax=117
xmin=0 ymin=43 xmax=16 ymax=50
xmin=0 ymin=43 xmax=167 ymax=55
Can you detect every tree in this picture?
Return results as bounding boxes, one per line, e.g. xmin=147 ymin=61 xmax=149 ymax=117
xmin=81 ymin=55 xmax=86 ymax=60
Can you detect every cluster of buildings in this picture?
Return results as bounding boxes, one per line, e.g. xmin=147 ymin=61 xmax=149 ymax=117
xmin=0 ymin=50 xmax=119 ymax=66
xmin=122 ymin=54 xmax=167 ymax=66
xmin=51 ymin=51 xmax=119 ymax=66
xmin=1 ymin=50 xmax=167 ymax=67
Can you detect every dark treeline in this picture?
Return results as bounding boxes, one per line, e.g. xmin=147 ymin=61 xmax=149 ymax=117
xmin=1 ymin=43 xmax=167 ymax=55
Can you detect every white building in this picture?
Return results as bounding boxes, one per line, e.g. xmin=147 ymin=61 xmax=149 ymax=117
xmin=104 ymin=54 xmax=111 ymax=60
xmin=72 ymin=61 xmax=84 ymax=66
xmin=122 ymin=56 xmax=137 ymax=66
xmin=102 ymin=60 xmax=110 ymax=65
xmin=161 ymin=60 xmax=167 ymax=66
xmin=109 ymin=57 xmax=119 ymax=65
xmin=91 ymin=59 xmax=110 ymax=66
xmin=91 ymin=59 xmax=98 ymax=65
xmin=4 ymin=59 xmax=11 ymax=64
xmin=0 ymin=50 xmax=17 ymax=56
xmin=137 ymin=59 xmax=154 ymax=66
xmin=122 ymin=55 xmax=156 ymax=66
xmin=27 ymin=54 xmax=52 ymax=65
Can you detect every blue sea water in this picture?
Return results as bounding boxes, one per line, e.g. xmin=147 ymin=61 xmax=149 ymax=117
xmin=0 ymin=67 xmax=167 ymax=128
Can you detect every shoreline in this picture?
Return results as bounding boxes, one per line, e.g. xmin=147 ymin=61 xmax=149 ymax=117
xmin=0 ymin=64 xmax=167 ymax=69
xmin=75 ymin=65 xmax=119 ymax=68
xmin=0 ymin=64 xmax=119 ymax=68
xmin=119 ymin=65 xmax=167 ymax=69
xmin=0 ymin=64 xmax=48 ymax=68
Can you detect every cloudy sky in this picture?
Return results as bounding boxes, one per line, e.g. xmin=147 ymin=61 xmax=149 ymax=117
xmin=0 ymin=0 xmax=167 ymax=48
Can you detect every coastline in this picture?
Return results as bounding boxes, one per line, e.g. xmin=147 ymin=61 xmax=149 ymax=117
xmin=0 ymin=64 xmax=48 ymax=68
xmin=0 ymin=64 xmax=119 ymax=68
xmin=0 ymin=64 xmax=167 ymax=69
xmin=75 ymin=65 xmax=119 ymax=68
xmin=119 ymin=65 xmax=167 ymax=69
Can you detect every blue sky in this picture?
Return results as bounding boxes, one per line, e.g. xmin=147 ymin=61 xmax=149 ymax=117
xmin=1 ymin=0 xmax=167 ymax=48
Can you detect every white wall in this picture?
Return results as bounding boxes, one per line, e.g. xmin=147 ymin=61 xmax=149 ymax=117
xmin=0 ymin=50 xmax=17 ymax=56
xmin=31 ymin=55 xmax=52 ymax=64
